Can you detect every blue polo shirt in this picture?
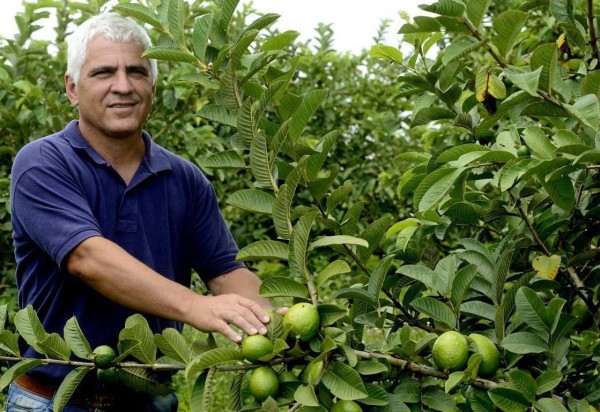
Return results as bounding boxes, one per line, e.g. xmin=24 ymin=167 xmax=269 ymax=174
xmin=10 ymin=120 xmax=244 ymax=381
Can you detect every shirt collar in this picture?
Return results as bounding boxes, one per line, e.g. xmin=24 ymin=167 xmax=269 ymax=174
xmin=63 ymin=120 xmax=172 ymax=173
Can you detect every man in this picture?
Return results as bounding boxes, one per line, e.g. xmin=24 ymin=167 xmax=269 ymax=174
xmin=8 ymin=12 xmax=274 ymax=411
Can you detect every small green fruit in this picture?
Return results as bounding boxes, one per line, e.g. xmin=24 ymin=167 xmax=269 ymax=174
xmin=92 ymin=345 xmax=116 ymax=369
xmin=283 ymin=303 xmax=320 ymax=342
xmin=469 ymin=333 xmax=501 ymax=377
xmin=241 ymin=335 xmax=273 ymax=363
xmin=331 ymin=399 xmax=363 ymax=411
xmin=432 ymin=331 xmax=469 ymax=371
xmin=249 ymin=365 xmax=279 ymax=402
xmin=300 ymin=360 xmax=324 ymax=385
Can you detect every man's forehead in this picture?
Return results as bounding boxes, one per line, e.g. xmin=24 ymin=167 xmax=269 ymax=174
xmin=84 ymin=37 xmax=150 ymax=64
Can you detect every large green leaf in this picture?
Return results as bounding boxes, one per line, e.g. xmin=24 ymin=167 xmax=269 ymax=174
xmin=493 ymin=10 xmax=527 ymax=59
xmin=504 ymin=66 xmax=542 ymax=96
xmin=192 ymin=13 xmax=213 ymax=61
xmin=398 ymin=265 xmax=444 ymax=294
xmin=414 ymin=167 xmax=464 ymax=212
xmin=38 ymin=333 xmax=71 ymax=361
xmin=450 ymin=264 xmax=478 ymax=310
xmin=369 ymin=45 xmax=403 ymax=64
xmin=261 ymin=30 xmax=300 ymax=51
xmin=308 ymin=235 xmax=368 ymax=251
xmin=507 ymin=370 xmax=537 ymax=402
xmin=543 ymin=176 xmax=575 ymax=211
xmin=436 ymin=144 xmax=489 ymax=163
xmin=294 ymin=384 xmax=320 ymax=406
xmin=501 ymin=332 xmax=549 ymax=354
xmin=522 ymin=126 xmax=555 ymax=159
xmin=166 ymin=0 xmax=184 ymax=43
xmin=63 ymin=317 xmax=91 ymax=360
xmin=357 ymin=216 xmax=392 ymax=262
xmin=515 ymin=287 xmax=552 ymax=331
xmin=53 ymin=367 xmax=91 ymax=412
xmin=250 ymin=131 xmax=277 ymax=190
xmin=143 ymin=47 xmax=196 ymax=63
xmin=410 ymin=297 xmax=456 ymax=328
xmin=317 ymin=260 xmax=351 ymax=289
xmin=197 ymin=105 xmax=237 ymax=127
xmin=488 ymin=387 xmax=530 ymax=412
xmin=535 ymin=398 xmax=568 ymax=412
xmin=185 ymin=348 xmax=243 ymax=386
xmin=466 ymin=0 xmax=491 ymax=30
xmin=288 ymin=90 xmax=328 ymax=142
xmin=14 ymin=305 xmax=47 ymax=353
xmin=566 ymin=94 xmax=600 ymax=131
xmin=259 ymin=276 xmax=309 ymax=299
xmin=236 ymin=240 xmax=289 ymax=261
xmin=530 ymin=44 xmax=557 ymax=93
xmin=289 ymin=212 xmax=318 ymax=280
xmin=154 ymin=328 xmax=191 ymax=365
xmin=272 ymin=183 xmax=293 ymax=240
xmin=226 ymin=189 xmax=274 ymax=214
xmin=119 ymin=315 xmax=157 ymax=365
xmin=535 ymin=371 xmax=562 ymax=395
xmin=0 ymin=330 xmax=21 ymax=357
xmin=202 ymin=150 xmax=246 ymax=169
xmin=113 ymin=3 xmax=163 ymax=29
xmin=322 ymin=361 xmax=368 ymax=400
xmin=411 ymin=107 xmax=456 ymax=127
xmin=420 ymin=0 xmax=465 ymax=17
xmin=0 ymin=359 xmax=44 ymax=391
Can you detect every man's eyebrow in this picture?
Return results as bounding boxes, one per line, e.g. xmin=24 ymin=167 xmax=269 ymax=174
xmin=87 ymin=65 xmax=116 ymax=75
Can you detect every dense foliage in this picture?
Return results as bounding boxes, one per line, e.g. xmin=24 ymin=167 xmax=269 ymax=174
xmin=0 ymin=0 xmax=599 ymax=411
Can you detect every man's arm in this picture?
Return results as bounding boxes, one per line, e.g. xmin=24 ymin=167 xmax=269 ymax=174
xmin=66 ymin=236 xmax=270 ymax=342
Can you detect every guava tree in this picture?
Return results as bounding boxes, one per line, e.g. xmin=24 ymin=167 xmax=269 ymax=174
xmin=0 ymin=0 xmax=599 ymax=411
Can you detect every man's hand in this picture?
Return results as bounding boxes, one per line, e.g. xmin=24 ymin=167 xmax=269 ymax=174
xmin=187 ymin=293 xmax=271 ymax=343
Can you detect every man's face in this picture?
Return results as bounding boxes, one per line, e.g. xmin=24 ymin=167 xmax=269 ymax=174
xmin=65 ymin=36 xmax=155 ymax=141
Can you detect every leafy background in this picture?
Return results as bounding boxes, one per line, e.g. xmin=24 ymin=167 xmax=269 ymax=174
xmin=0 ymin=0 xmax=599 ymax=411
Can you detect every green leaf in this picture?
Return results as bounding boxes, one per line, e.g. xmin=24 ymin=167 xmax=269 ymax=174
xmin=154 ymin=328 xmax=191 ymax=365
xmin=531 ymin=255 xmax=561 ymax=280
xmin=318 ymin=305 xmax=348 ymax=326
xmin=507 ymin=370 xmax=537 ymax=402
xmin=289 ymin=90 xmax=328 ymax=142
xmin=398 ymin=265 xmax=444 ymax=294
xmin=522 ymin=126 xmax=555 ymax=159
xmin=289 ymin=212 xmax=318 ymax=280
xmin=535 ymin=398 xmax=568 ymax=412
xmin=0 ymin=305 xmax=6 ymax=332
xmin=143 ymin=47 xmax=196 ymax=63
xmin=531 ymin=44 xmax=557 ymax=93
xmin=421 ymin=0 xmax=465 ymax=17
xmin=466 ymin=0 xmax=491 ymax=30
xmin=226 ymin=189 xmax=274 ymax=214
xmin=536 ymin=370 xmax=562 ymax=395
xmin=368 ymin=255 xmax=395 ymax=305
xmin=493 ymin=10 xmax=527 ymax=59
xmin=504 ymin=66 xmax=542 ymax=96
xmin=410 ymin=297 xmax=456 ymax=328
xmin=543 ymin=176 xmax=575 ymax=211
xmin=357 ymin=216 xmax=392 ymax=262
xmin=250 ymin=131 xmax=277 ymax=191
xmin=272 ymin=183 xmax=293 ymax=240
xmin=515 ymin=287 xmax=551 ymax=331
xmin=501 ymin=332 xmax=549 ymax=354
xmin=461 ymin=301 xmax=496 ymax=321
xmin=192 ymin=13 xmax=213 ymax=61
xmin=63 ymin=317 xmax=92 ymax=360
xmin=0 ymin=330 xmax=21 ymax=357
xmin=14 ymin=305 xmax=47 ymax=353
xmin=185 ymin=348 xmax=243 ymax=386
xmin=317 ymin=260 xmax=351 ymax=288
xmin=202 ymin=150 xmax=246 ymax=169
xmin=236 ymin=240 xmax=288 ymax=261
xmin=450 ymin=264 xmax=478 ymax=310
xmin=113 ymin=3 xmax=163 ymax=28
xmin=422 ymin=387 xmax=458 ymax=411
xmin=0 ymin=359 xmax=44 ymax=391
xmin=581 ymin=71 xmax=600 ymax=96
xmin=309 ymin=235 xmax=368 ymax=251
xmin=326 ymin=180 xmax=353 ymax=213
xmin=118 ymin=367 xmax=172 ymax=395
xmin=261 ymin=30 xmax=300 ymax=51
xmin=38 ymin=333 xmax=71 ymax=361
xmin=361 ymin=382 xmax=390 ymax=405
xmin=436 ymin=144 xmax=490 ymax=163
xmin=411 ymin=107 xmax=456 ymax=127
xmin=414 ymin=167 xmax=464 ymax=212
xmin=294 ymin=384 xmax=320 ymax=406
xmin=445 ymin=371 xmax=467 ymax=393
xmin=566 ymin=94 xmax=600 ymax=131
xmin=333 ymin=288 xmax=377 ymax=306
xmin=119 ymin=315 xmax=157 ymax=365
xmin=355 ymin=360 xmax=388 ymax=376
xmin=53 ymin=367 xmax=91 ymax=412
xmin=259 ymin=276 xmax=309 ymax=299
xmin=488 ymin=387 xmax=530 ymax=412
xmin=321 ymin=361 xmax=368 ymax=400
xmin=369 ymin=44 xmax=403 ymax=64
xmin=197 ymin=105 xmax=237 ymax=127
xmin=166 ymin=0 xmax=184 ymax=43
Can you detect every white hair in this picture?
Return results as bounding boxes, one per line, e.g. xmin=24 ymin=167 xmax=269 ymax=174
xmin=66 ymin=12 xmax=158 ymax=84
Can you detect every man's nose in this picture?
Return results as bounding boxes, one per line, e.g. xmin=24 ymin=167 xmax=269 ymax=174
xmin=111 ymin=71 xmax=134 ymax=93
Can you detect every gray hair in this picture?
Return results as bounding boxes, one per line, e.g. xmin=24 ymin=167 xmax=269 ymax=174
xmin=66 ymin=12 xmax=158 ymax=84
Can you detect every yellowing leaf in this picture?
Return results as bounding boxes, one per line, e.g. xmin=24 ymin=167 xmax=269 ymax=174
xmin=532 ymin=255 xmax=561 ymax=280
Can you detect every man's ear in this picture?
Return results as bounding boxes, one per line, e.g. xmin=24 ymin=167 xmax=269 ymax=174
xmin=65 ymin=74 xmax=79 ymax=106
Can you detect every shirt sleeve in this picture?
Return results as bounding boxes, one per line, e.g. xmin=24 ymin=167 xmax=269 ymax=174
xmin=11 ymin=165 xmax=102 ymax=268
xmin=190 ymin=177 xmax=245 ymax=281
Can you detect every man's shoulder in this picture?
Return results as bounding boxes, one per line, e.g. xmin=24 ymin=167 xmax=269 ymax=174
xmin=12 ymin=129 xmax=69 ymax=173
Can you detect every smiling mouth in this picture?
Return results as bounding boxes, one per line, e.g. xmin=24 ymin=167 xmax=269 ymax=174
xmin=109 ymin=102 xmax=137 ymax=108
